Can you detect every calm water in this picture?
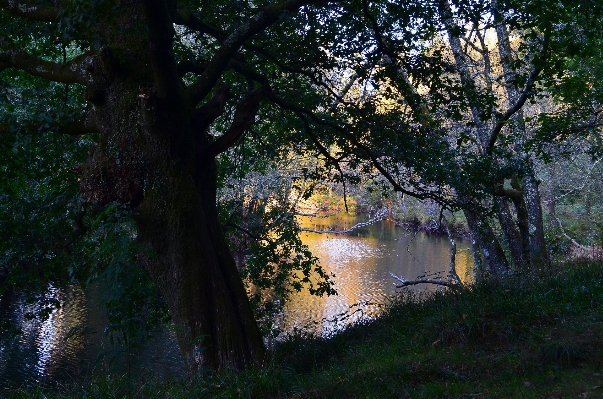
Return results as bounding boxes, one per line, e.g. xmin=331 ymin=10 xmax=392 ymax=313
xmin=281 ymin=214 xmax=473 ymax=335
xmin=0 ymin=214 xmax=472 ymax=387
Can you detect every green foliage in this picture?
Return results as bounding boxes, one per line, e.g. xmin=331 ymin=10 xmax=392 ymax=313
xmin=87 ymin=203 xmax=169 ymax=348
xmin=218 ymin=149 xmax=335 ymax=334
xmin=0 ymin=129 xmax=89 ymax=302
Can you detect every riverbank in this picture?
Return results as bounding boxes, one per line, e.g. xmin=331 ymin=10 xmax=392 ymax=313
xmin=297 ymin=204 xmax=471 ymax=239
xmin=6 ymin=260 xmax=603 ymax=398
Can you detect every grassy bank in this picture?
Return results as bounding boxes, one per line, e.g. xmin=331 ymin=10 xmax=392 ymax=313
xmin=6 ymin=261 xmax=603 ymax=398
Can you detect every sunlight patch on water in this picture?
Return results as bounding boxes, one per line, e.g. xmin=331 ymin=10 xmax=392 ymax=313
xmin=280 ymin=215 xmax=474 ymax=337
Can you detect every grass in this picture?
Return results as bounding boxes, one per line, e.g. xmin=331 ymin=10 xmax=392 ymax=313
xmin=4 ymin=260 xmax=603 ymax=398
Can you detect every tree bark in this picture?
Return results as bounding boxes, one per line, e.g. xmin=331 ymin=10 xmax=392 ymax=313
xmin=495 ymin=197 xmax=527 ymax=269
xmin=523 ymin=169 xmax=549 ymax=267
xmin=463 ymin=207 xmax=509 ymax=276
xmin=76 ymin=2 xmax=265 ymax=370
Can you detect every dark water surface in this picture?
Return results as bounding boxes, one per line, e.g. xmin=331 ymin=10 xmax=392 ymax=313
xmin=0 ymin=215 xmax=472 ymax=388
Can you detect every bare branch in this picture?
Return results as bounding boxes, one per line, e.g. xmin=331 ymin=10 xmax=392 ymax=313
xmin=0 ymin=0 xmax=61 ymax=22
xmin=554 ymin=217 xmax=589 ymax=251
xmin=390 ymin=272 xmax=457 ymax=288
xmin=552 ymin=157 xmax=603 ymax=202
xmin=300 ymin=208 xmax=390 ymax=234
xmin=0 ymin=34 xmax=88 ymax=84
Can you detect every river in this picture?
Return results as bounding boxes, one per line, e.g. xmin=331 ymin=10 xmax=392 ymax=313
xmin=281 ymin=214 xmax=473 ymax=335
xmin=0 ymin=214 xmax=473 ymax=388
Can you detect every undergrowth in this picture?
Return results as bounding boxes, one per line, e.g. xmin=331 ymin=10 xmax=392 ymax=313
xmin=5 ymin=261 xmax=603 ymax=398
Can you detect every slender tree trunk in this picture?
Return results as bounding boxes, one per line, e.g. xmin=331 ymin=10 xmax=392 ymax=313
xmin=463 ymin=208 xmax=509 ymax=276
xmin=547 ymin=164 xmax=558 ymax=228
xmin=523 ymin=170 xmax=549 ymax=267
xmin=495 ymin=197 xmax=526 ymax=269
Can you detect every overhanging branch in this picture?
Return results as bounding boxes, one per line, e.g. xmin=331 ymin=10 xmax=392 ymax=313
xmin=202 ymin=84 xmax=272 ymax=159
xmin=186 ymin=0 xmax=339 ymax=106
xmin=0 ymin=34 xmax=88 ymax=84
xmin=300 ymin=208 xmax=390 ymax=234
xmin=270 ymin=94 xmax=450 ymax=203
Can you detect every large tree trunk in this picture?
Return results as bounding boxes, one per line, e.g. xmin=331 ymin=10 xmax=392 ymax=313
xmin=135 ymin=159 xmax=265 ymax=370
xmin=77 ymin=3 xmax=265 ymax=370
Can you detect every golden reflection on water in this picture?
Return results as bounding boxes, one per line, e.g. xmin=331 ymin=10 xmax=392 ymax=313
xmin=281 ymin=215 xmax=474 ymax=336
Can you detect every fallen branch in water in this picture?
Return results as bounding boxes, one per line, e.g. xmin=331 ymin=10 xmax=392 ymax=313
xmin=391 ymin=212 xmax=463 ymax=288
xmin=300 ymin=208 xmax=391 ymax=234
xmin=389 ymin=272 xmax=458 ymax=288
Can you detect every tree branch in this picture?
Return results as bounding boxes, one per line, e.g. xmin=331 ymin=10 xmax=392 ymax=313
xmin=142 ymin=0 xmax=182 ymax=102
xmin=192 ymin=83 xmax=232 ymax=136
xmin=177 ymin=60 xmax=208 ymax=78
xmin=0 ymin=0 xmax=62 ymax=22
xmin=173 ymin=9 xmax=228 ymax=43
xmin=186 ymin=0 xmax=338 ymax=106
xmin=202 ymin=84 xmax=272 ymax=159
xmin=242 ymin=42 xmax=360 ymax=107
xmin=270 ymin=93 xmax=451 ymax=203
xmin=300 ymin=208 xmax=390 ymax=234
xmin=0 ymin=34 xmax=88 ymax=84
xmin=390 ymin=272 xmax=457 ymax=288
xmin=486 ymin=35 xmax=549 ymax=155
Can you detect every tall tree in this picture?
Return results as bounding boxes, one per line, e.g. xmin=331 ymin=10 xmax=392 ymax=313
xmin=0 ymin=0 xmax=349 ymax=370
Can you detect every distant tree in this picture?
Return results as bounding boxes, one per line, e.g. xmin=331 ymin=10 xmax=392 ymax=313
xmin=317 ymin=0 xmax=603 ymax=274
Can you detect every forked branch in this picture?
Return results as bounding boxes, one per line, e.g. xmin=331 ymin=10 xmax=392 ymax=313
xmin=186 ymin=0 xmax=339 ymax=106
